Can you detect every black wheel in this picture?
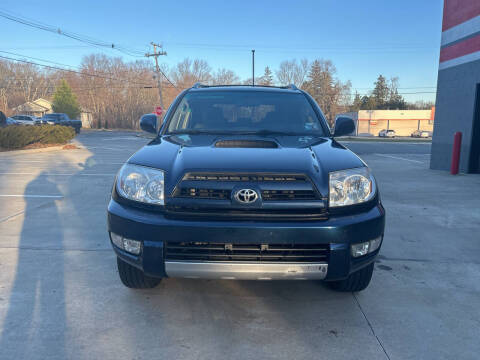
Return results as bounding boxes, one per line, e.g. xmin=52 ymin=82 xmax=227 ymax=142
xmin=117 ymin=257 xmax=161 ymax=289
xmin=328 ymin=263 xmax=374 ymax=292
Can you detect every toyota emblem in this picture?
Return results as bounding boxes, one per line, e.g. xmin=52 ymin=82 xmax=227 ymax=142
xmin=234 ymin=189 xmax=258 ymax=204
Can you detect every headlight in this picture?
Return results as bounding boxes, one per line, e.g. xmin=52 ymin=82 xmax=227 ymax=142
xmin=116 ymin=164 xmax=165 ymax=205
xmin=329 ymin=167 xmax=376 ymax=207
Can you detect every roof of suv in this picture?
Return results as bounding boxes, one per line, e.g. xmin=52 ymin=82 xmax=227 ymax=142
xmin=188 ymin=84 xmax=302 ymax=94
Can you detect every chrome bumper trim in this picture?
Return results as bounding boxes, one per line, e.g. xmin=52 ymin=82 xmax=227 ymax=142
xmin=165 ymin=261 xmax=328 ymax=280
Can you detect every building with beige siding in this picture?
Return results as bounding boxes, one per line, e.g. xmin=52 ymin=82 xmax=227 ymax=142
xmin=12 ymin=98 xmax=94 ymax=128
xmin=338 ymin=108 xmax=435 ymax=136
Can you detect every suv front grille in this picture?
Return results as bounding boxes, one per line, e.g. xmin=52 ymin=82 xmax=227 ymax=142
xmin=165 ymin=242 xmax=329 ymax=262
xmin=170 ymin=172 xmax=325 ymax=220
xmin=177 ymin=188 xmax=317 ymax=201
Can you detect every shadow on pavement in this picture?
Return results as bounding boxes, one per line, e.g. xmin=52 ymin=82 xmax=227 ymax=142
xmin=0 ymin=172 xmax=66 ymax=359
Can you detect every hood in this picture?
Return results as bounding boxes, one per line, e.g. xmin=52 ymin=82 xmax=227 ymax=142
xmin=127 ymin=135 xmax=364 ymax=196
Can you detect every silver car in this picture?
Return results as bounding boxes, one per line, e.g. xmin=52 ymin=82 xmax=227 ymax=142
xmin=378 ymin=129 xmax=396 ymax=138
xmin=10 ymin=115 xmax=41 ymax=125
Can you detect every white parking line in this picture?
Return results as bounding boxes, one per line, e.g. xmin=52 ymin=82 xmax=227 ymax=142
xmin=0 ymin=160 xmax=126 ymax=164
xmin=102 ymin=137 xmax=144 ymax=141
xmin=0 ymin=172 xmax=115 ymax=176
xmin=0 ymin=194 xmax=64 ymax=198
xmin=374 ymin=154 xmax=425 ymax=164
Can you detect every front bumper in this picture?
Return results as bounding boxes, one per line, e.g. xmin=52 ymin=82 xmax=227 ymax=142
xmin=107 ymin=199 xmax=385 ymax=281
xmin=165 ymin=261 xmax=329 ymax=280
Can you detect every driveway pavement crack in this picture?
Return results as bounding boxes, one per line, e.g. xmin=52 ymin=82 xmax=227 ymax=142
xmin=353 ymin=293 xmax=391 ymax=360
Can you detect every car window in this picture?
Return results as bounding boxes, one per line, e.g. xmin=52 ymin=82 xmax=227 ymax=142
xmin=167 ymin=91 xmax=325 ymax=135
xmin=44 ymin=114 xmax=61 ymax=121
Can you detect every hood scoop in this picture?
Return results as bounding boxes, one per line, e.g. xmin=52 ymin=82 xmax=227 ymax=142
xmin=214 ymin=139 xmax=278 ymax=148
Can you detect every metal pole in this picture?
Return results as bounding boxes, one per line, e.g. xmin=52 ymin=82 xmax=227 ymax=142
xmin=451 ymin=132 xmax=462 ymax=175
xmin=252 ymin=49 xmax=255 ymax=86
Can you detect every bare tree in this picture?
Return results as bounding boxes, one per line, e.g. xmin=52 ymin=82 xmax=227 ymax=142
xmin=210 ymin=68 xmax=239 ymax=85
xmin=170 ymin=58 xmax=211 ymax=88
xmin=275 ymin=58 xmax=309 ymax=87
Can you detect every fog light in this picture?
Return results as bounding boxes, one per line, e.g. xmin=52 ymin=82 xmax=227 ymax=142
xmin=351 ymin=236 xmax=383 ymax=258
xmin=110 ymin=232 xmax=142 ymax=255
xmin=351 ymin=242 xmax=370 ymax=257
xmin=110 ymin=232 xmax=123 ymax=248
xmin=123 ymin=238 xmax=141 ymax=255
xmin=369 ymin=236 xmax=382 ymax=253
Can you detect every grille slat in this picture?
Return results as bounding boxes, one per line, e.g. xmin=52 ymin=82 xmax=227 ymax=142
xmin=165 ymin=242 xmax=329 ymax=262
xmin=183 ymin=173 xmax=307 ymax=182
xmin=262 ymin=190 xmax=317 ymax=201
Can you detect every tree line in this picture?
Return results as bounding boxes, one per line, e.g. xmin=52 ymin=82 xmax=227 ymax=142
xmin=350 ymin=74 xmax=434 ymax=111
xmin=0 ymin=55 xmax=433 ymax=129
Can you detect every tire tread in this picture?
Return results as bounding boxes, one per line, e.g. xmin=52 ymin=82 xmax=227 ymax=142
xmin=117 ymin=257 xmax=161 ymax=289
xmin=328 ymin=263 xmax=374 ymax=292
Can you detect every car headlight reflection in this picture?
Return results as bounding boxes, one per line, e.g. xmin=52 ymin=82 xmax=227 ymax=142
xmin=329 ymin=167 xmax=376 ymax=207
xmin=116 ymin=164 xmax=165 ymax=205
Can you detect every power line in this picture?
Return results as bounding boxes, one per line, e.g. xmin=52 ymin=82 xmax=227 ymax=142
xmin=0 ymin=50 xmax=81 ymax=70
xmin=0 ymin=8 xmax=146 ymax=58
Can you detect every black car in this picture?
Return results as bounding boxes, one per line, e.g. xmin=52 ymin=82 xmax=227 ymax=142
xmin=108 ymin=84 xmax=385 ymax=292
xmin=42 ymin=113 xmax=82 ymax=133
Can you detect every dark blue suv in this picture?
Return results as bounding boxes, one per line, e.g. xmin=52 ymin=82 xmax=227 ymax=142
xmin=107 ymin=84 xmax=385 ymax=292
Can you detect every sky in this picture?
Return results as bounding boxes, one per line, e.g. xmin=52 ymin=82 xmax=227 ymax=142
xmin=0 ymin=0 xmax=444 ymax=103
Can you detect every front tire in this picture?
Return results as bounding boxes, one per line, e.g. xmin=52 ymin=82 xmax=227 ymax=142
xmin=117 ymin=257 xmax=161 ymax=289
xmin=328 ymin=263 xmax=374 ymax=292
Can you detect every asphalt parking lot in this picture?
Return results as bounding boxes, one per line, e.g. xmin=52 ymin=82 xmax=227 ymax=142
xmin=1 ymin=130 xmax=479 ymax=360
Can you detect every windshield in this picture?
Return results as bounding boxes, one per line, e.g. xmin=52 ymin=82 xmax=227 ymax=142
xmin=44 ymin=114 xmax=61 ymax=120
xmin=166 ymin=91 xmax=325 ymax=136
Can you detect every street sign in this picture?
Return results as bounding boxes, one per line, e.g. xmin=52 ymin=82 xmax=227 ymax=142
xmin=154 ymin=106 xmax=163 ymax=116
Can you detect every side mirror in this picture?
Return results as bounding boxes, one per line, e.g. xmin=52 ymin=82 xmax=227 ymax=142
xmin=333 ymin=116 xmax=355 ymax=137
xmin=140 ymin=114 xmax=157 ymax=134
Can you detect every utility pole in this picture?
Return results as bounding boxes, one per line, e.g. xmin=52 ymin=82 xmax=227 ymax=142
xmin=251 ymin=49 xmax=255 ymax=86
xmin=145 ymin=42 xmax=167 ymax=109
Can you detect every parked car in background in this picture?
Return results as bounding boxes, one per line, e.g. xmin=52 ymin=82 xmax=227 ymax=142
xmin=411 ymin=130 xmax=431 ymax=138
xmin=6 ymin=117 xmax=19 ymax=125
xmin=42 ymin=113 xmax=82 ymax=133
xmin=378 ymin=129 xmax=396 ymax=138
xmin=10 ymin=115 xmax=42 ymax=125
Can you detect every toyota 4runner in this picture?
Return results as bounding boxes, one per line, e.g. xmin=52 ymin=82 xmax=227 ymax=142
xmin=107 ymin=84 xmax=385 ymax=292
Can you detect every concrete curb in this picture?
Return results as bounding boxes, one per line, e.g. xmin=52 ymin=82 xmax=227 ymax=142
xmin=0 ymin=144 xmax=82 ymax=157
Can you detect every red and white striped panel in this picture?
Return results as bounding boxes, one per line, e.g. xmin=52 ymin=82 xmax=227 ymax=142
xmin=440 ymin=0 xmax=480 ymax=70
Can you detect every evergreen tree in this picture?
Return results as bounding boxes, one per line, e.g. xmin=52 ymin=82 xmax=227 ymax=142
xmin=52 ymin=79 xmax=81 ymax=119
xmin=372 ymin=75 xmax=389 ymax=109
xmin=351 ymin=92 xmax=363 ymax=111
xmin=260 ymin=66 xmax=274 ymax=86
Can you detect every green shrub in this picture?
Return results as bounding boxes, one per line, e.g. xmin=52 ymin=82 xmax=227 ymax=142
xmin=0 ymin=125 xmax=76 ymax=150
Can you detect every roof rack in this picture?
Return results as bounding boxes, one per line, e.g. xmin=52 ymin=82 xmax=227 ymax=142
xmin=192 ymin=82 xmax=208 ymax=89
xmin=191 ymin=83 xmax=299 ymax=90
